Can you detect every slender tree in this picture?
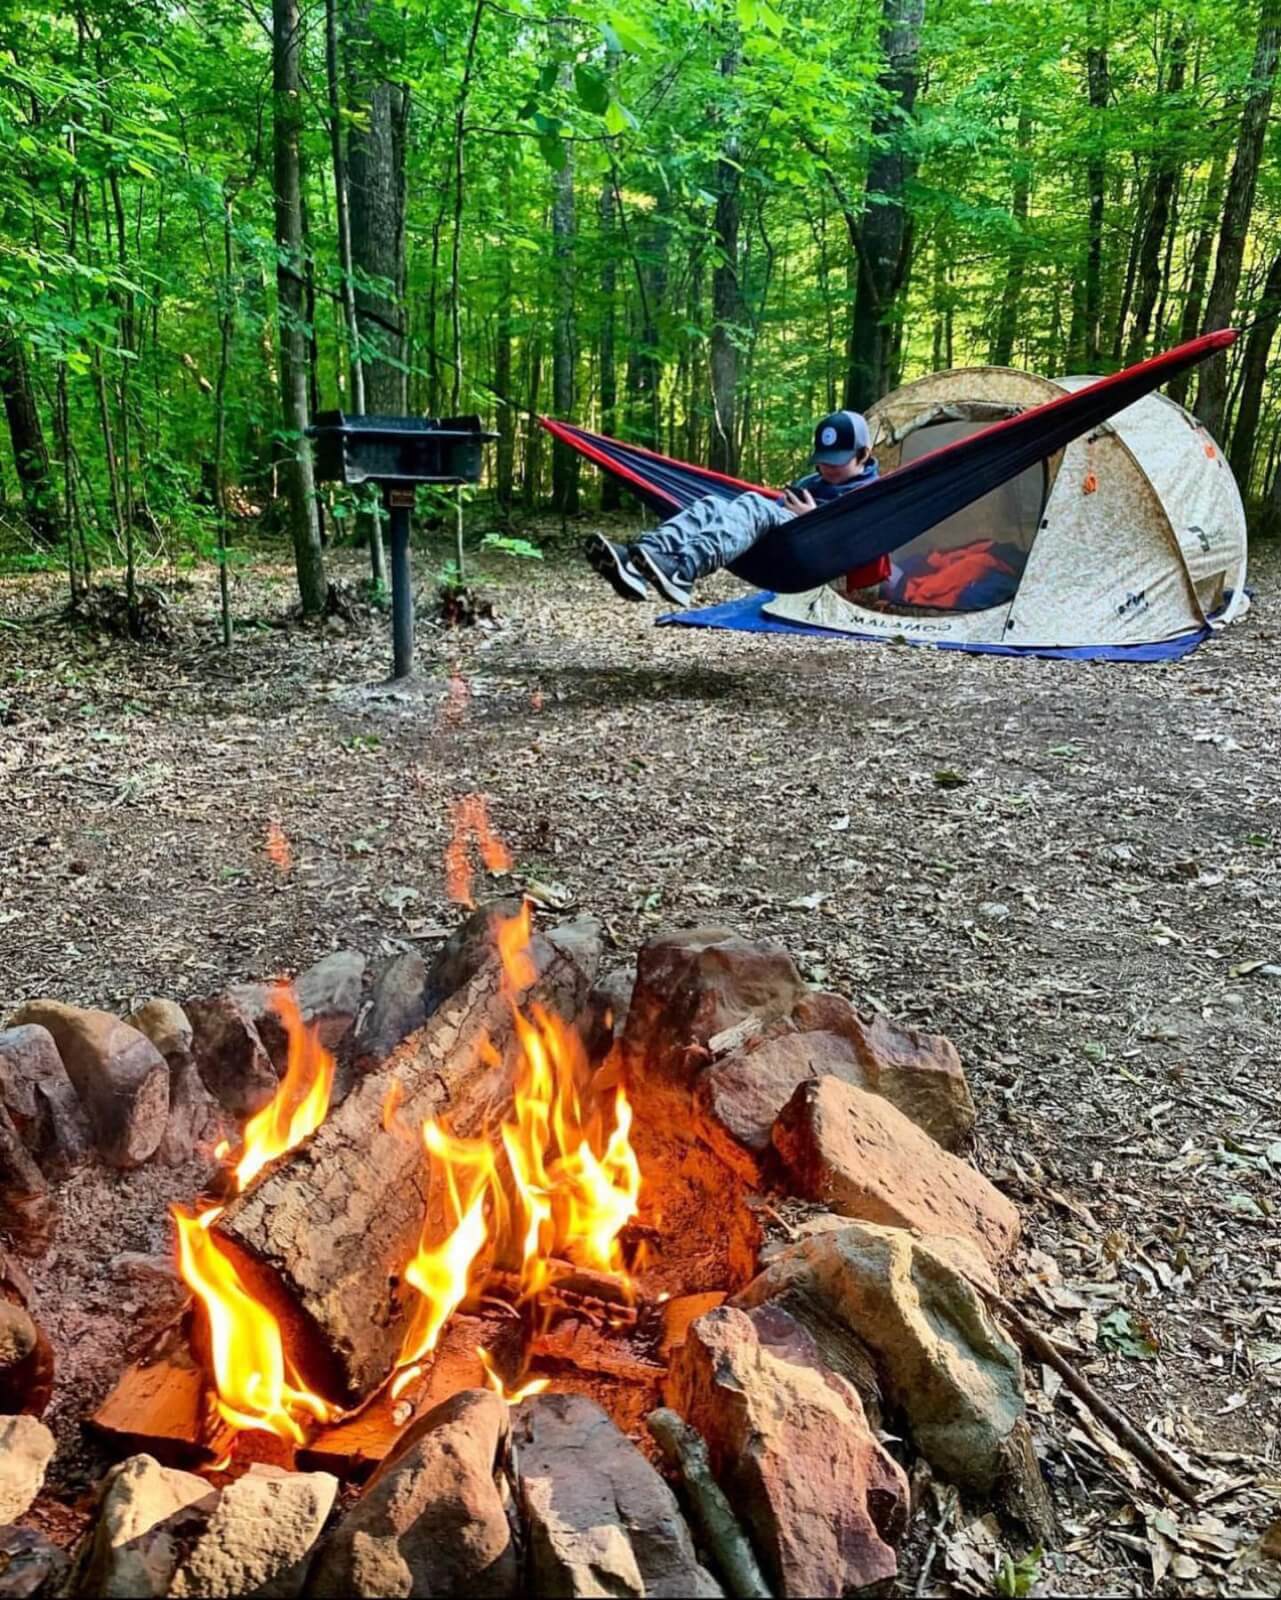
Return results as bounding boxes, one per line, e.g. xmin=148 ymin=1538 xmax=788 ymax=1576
xmin=272 ymin=0 xmax=327 ymax=612
xmin=845 ymin=0 xmax=925 ymax=408
xmin=1194 ymin=0 xmax=1281 ymax=437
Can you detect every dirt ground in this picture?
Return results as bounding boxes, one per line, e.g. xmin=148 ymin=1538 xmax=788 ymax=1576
xmin=1 ymin=533 xmax=1279 ymax=1596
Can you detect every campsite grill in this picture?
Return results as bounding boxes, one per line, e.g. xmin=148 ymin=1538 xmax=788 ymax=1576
xmin=308 ymin=412 xmax=497 ymax=677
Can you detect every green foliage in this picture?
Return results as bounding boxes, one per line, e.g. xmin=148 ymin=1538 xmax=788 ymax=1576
xmin=0 ymin=0 xmax=1278 ymax=604
xmin=995 ymin=1547 xmax=1043 ymax=1598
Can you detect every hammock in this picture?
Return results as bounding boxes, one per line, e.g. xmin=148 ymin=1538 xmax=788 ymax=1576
xmin=539 ymin=329 xmax=1236 ymax=595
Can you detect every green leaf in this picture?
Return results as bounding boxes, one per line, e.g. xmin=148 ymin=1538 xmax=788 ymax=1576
xmin=574 ymin=64 xmax=610 ymax=116
xmin=602 ymin=8 xmax=657 ymax=50
xmin=537 ymin=61 xmax=559 ymax=94
xmin=1098 ymin=1308 xmax=1159 ymax=1360
xmin=995 ymin=1548 xmax=1043 ymax=1598
xmin=537 ymin=133 xmax=567 ymax=172
xmin=603 ymin=98 xmax=636 ymax=137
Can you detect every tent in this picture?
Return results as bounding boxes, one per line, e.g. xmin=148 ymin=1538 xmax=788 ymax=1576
xmin=761 ymin=364 xmax=1248 ymax=654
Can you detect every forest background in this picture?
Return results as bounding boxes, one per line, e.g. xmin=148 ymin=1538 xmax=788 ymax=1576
xmin=1 ymin=0 xmax=1279 ymax=616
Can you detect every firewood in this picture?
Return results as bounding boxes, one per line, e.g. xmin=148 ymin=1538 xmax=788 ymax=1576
xmin=298 ymin=1311 xmax=521 ymax=1479
xmin=88 ymin=1318 xmax=236 ymax=1467
xmin=647 ymin=1407 xmax=772 ymax=1599
xmin=532 ymin=1315 xmax=664 ymax=1384
xmin=213 ymin=921 xmax=601 ymax=1407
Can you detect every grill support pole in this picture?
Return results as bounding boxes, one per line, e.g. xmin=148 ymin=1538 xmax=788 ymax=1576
xmin=387 ymin=488 xmax=414 ymax=679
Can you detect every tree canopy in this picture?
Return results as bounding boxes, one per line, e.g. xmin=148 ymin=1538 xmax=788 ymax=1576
xmin=2 ymin=0 xmax=1279 ymax=608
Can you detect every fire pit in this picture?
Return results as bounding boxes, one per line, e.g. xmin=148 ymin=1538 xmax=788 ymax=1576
xmin=2 ymin=812 xmax=1068 ymax=1597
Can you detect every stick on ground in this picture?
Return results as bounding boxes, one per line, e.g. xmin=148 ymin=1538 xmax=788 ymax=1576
xmin=647 ymin=1406 xmax=772 ymax=1599
xmin=987 ymin=1291 xmax=1201 ymax=1507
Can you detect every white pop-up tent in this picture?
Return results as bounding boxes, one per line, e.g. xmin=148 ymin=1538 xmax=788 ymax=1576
xmin=763 ymin=364 xmax=1248 ymax=656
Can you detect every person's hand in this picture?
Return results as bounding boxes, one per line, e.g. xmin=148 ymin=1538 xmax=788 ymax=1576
xmin=781 ymin=485 xmax=817 ymax=513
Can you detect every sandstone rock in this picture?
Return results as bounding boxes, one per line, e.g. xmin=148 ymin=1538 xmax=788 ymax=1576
xmin=123 ymin=1001 xmax=221 ymax=1167
xmin=0 ymin=1105 xmax=56 ymax=1257
xmin=623 ymin=929 xmax=806 ymax=1086
xmin=0 ymin=1524 xmax=69 ymax=1599
xmin=309 ymin=1388 xmax=515 ymax=1599
xmin=74 ymin=1455 xmax=217 ymax=1600
xmin=124 ymin=1000 xmax=193 ymax=1067
xmin=187 ymin=991 xmax=278 ymax=1118
xmin=774 ymin=1077 xmax=1020 ymax=1266
xmin=695 ymin=1030 xmax=863 ymax=1180
xmin=514 ymin=1392 xmax=721 ymax=1598
xmin=791 ymin=992 xmax=975 ymax=1149
xmin=169 ymin=1464 xmax=337 ymax=1599
xmin=158 ymin=1057 xmax=223 ymax=1167
xmin=5 ymin=1003 xmax=168 ymax=1169
xmin=0 ymin=1026 xmax=91 ymax=1177
xmin=0 ymin=1300 xmax=53 ymax=1417
xmin=353 ymin=952 xmax=427 ymax=1066
xmin=0 ymin=1416 xmax=55 ymax=1524
xmin=423 ymin=900 xmax=524 ymax=1016
xmin=579 ymin=969 xmax=635 ymax=1063
xmin=112 ymin=1253 xmax=191 ymax=1340
xmin=737 ymin=1223 xmax=1025 ymax=1492
xmin=667 ymin=1305 xmax=907 ymax=1597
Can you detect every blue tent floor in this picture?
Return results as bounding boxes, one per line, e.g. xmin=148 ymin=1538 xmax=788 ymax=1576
xmin=656 ymin=591 xmax=1214 ymax=663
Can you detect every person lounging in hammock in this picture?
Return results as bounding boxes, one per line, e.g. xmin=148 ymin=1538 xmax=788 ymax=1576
xmin=585 ymin=409 xmax=880 ymax=608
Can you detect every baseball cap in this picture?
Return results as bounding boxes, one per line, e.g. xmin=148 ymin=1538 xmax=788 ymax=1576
xmin=811 ymin=409 xmax=871 ymax=464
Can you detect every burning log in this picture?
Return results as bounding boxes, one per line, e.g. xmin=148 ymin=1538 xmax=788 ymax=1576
xmin=210 ymin=920 xmax=601 ymax=1407
xmin=88 ymin=1318 xmax=236 ymax=1467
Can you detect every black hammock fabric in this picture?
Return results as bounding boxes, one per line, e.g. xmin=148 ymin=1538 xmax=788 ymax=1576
xmin=539 ymin=329 xmax=1236 ymax=595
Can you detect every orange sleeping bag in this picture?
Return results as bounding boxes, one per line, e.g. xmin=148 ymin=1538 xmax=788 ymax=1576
xmin=903 ymin=539 xmax=1017 ymax=608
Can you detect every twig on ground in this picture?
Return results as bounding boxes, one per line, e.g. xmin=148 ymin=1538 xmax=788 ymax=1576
xmin=986 ymin=1290 xmax=1201 ymax=1506
xmin=647 ymin=1407 xmax=772 ymax=1599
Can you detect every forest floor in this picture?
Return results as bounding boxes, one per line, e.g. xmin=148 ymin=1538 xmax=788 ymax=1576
xmin=1 ymin=527 xmax=1279 ymax=1596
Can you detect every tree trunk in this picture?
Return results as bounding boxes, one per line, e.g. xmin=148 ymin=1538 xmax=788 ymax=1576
xmin=1166 ymin=153 xmax=1225 ymax=406
xmin=1227 ymin=248 xmax=1281 ymax=490
xmin=522 ymin=337 xmax=543 ymax=507
xmin=325 ymin=0 xmax=365 ymax=414
xmin=625 ymin=206 xmax=666 ymax=450
xmin=598 ymin=180 xmax=620 ymax=510
xmin=550 ymin=55 xmax=578 ymax=516
xmin=844 ymin=0 xmax=924 ymax=409
xmin=1082 ymin=37 xmax=1109 ymax=370
xmin=988 ymin=112 xmax=1032 ymax=368
xmin=347 ymin=6 xmax=406 ymax=412
xmin=494 ymin=166 xmax=516 ymax=517
xmin=1194 ymin=0 xmax=1281 ymax=438
xmin=0 ymin=330 xmax=58 ymax=545
xmin=709 ymin=45 xmax=743 ymax=474
xmin=1126 ymin=36 xmax=1186 ymax=366
xmin=272 ymin=0 xmax=327 ymax=613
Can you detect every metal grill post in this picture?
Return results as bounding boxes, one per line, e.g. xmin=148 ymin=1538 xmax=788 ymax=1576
xmin=387 ymin=488 xmax=414 ymax=679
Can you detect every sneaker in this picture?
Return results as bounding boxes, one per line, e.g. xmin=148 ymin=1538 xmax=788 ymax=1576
xmin=631 ymin=545 xmax=693 ymax=608
xmin=585 ymin=535 xmax=649 ymax=602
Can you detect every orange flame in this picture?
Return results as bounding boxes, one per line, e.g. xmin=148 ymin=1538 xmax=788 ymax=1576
xmin=173 ymin=1205 xmax=337 ymax=1443
xmin=231 ymin=989 xmax=334 ymax=1192
xmin=445 ymin=794 xmax=513 ymax=907
xmin=175 ymin=996 xmax=337 ymax=1444
xmin=395 ymin=908 xmax=641 ymax=1382
xmin=397 ymin=1121 xmax=497 ymax=1373
xmin=265 ymin=820 xmax=292 ymax=873
xmin=478 ymin=1345 xmax=549 ymax=1405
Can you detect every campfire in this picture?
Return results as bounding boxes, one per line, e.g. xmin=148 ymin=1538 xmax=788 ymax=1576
xmin=5 ymin=798 xmax=1118 ymax=1597
xmin=162 ymin=903 xmax=642 ymax=1452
